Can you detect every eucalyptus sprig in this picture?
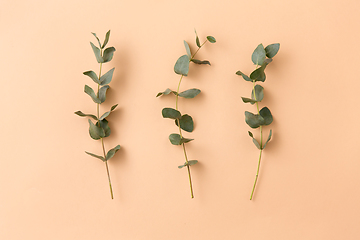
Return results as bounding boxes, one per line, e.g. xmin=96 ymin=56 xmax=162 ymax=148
xmin=236 ymin=43 xmax=280 ymax=200
xmin=75 ymin=30 xmax=120 ymax=199
xmin=157 ymin=30 xmax=216 ymax=198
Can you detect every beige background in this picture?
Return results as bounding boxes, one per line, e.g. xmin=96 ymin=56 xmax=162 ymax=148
xmin=1 ymin=0 xmax=360 ymax=239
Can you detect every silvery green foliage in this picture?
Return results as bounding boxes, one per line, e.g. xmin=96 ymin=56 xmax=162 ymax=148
xmin=75 ymin=30 xmax=120 ymax=199
xmin=236 ymin=43 xmax=280 ymax=200
xmin=157 ymin=30 xmax=216 ymax=198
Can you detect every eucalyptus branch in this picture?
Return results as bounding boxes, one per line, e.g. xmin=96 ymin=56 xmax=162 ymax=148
xmin=75 ymin=30 xmax=121 ymax=199
xmin=236 ymin=43 xmax=280 ymax=200
xmin=157 ymin=30 xmax=216 ymax=198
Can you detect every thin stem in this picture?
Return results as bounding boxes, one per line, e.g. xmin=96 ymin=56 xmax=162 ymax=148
xmin=191 ymin=40 xmax=208 ymax=59
xmin=250 ymin=63 xmax=263 ymax=200
xmin=175 ymin=75 xmax=194 ymax=198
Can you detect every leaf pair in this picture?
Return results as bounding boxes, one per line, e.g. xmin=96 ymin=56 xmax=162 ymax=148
xmin=245 ymin=107 xmax=273 ymax=129
xmin=156 ymin=88 xmax=201 ymax=98
xmin=83 ymin=68 xmax=115 ymax=85
xmin=241 ymin=85 xmax=264 ymax=104
xmin=178 ymin=160 xmax=198 ymax=169
xmin=85 ymin=145 xmax=120 ymax=162
xmin=248 ymin=130 xmax=272 ymax=150
xmin=84 ymin=85 xmax=110 ymax=104
xmin=252 ymin=43 xmax=280 ymax=65
xmin=88 ymin=118 xmax=112 ymax=140
xmin=162 ymin=108 xmax=194 ymax=133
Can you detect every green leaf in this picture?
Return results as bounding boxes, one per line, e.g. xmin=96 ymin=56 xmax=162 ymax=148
xmin=175 ymin=114 xmax=194 ymax=132
xmin=174 ymin=55 xmax=190 ymax=76
xmin=187 ymin=160 xmax=198 ymax=166
xmin=102 ymin=47 xmax=116 ymax=63
xmin=168 ymin=133 xmax=194 ymax=145
xmin=236 ymin=70 xmax=252 ymax=82
xmin=259 ymin=107 xmax=273 ymax=125
xmin=85 ymin=151 xmax=105 ymax=161
xmin=191 ymin=59 xmax=211 ymax=65
xmin=241 ymin=97 xmax=258 ymax=104
xmin=74 ymin=111 xmax=98 ymax=120
xmin=178 ymin=164 xmax=186 ymax=169
xmin=245 ymin=111 xmax=264 ymax=129
xmin=262 ymin=129 xmax=272 ymax=149
xmin=102 ymin=30 xmax=111 ymax=49
xmin=169 ymin=134 xmax=182 ymax=145
xmin=91 ymin=32 xmax=101 ymax=48
xmin=178 ymin=88 xmax=201 ymax=98
xmin=248 ymin=131 xmax=261 ymax=149
xmin=251 ymin=85 xmax=264 ymax=104
xmin=106 ymin=145 xmax=121 ymax=161
xmin=250 ymin=67 xmax=266 ymax=82
xmin=83 ymin=71 xmax=100 ymax=84
xmin=90 ymin=42 xmax=103 ymax=63
xmin=100 ymin=68 xmax=115 ymax=85
xmin=96 ymin=119 xmax=111 ymax=137
xmin=99 ymin=104 xmax=118 ymax=120
xmin=156 ymin=88 xmax=177 ymax=97
xmin=98 ymin=85 xmax=109 ymax=103
xmin=251 ymin=44 xmax=266 ymax=65
xmin=184 ymin=40 xmax=191 ymax=58
xmin=206 ymin=36 xmax=216 ymax=43
xmin=265 ymin=43 xmax=280 ymax=58
xmin=84 ymin=85 xmax=101 ymax=104
xmin=195 ymin=29 xmax=201 ymax=48
xmin=162 ymin=108 xmax=181 ymax=119
xmin=88 ymin=119 xmax=105 ymax=140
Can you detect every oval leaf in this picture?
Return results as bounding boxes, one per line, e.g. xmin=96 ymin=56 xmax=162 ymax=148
xmin=251 ymin=44 xmax=266 ymax=65
xmin=178 ymin=164 xmax=186 ymax=169
xmin=85 ymin=151 xmax=105 ymax=161
xmin=250 ymin=67 xmax=266 ymax=82
xmin=96 ymin=119 xmax=111 ymax=137
xmin=174 ymin=55 xmax=190 ymax=76
xmin=184 ymin=40 xmax=191 ymax=58
xmin=248 ymin=131 xmax=261 ymax=149
xmin=251 ymin=84 xmax=264 ymax=103
xmin=88 ymin=119 xmax=105 ymax=140
xmin=195 ymin=29 xmax=201 ymax=48
xmin=162 ymin=108 xmax=181 ymax=119
xmin=83 ymin=71 xmax=100 ymax=84
xmin=236 ymin=70 xmax=252 ymax=82
xmin=187 ymin=160 xmax=198 ymax=166
xmin=169 ymin=133 xmax=182 ymax=145
xmin=74 ymin=111 xmax=98 ymax=120
xmin=265 ymin=43 xmax=280 ymax=58
xmin=156 ymin=88 xmax=177 ymax=97
xmin=178 ymin=88 xmax=201 ymax=98
xmin=259 ymin=107 xmax=273 ymax=125
xmin=180 ymin=137 xmax=194 ymax=144
xmin=100 ymin=68 xmax=115 ymax=85
xmin=84 ymin=85 xmax=101 ymax=104
xmin=102 ymin=30 xmax=111 ymax=49
xmin=99 ymin=104 xmax=118 ymax=121
xmin=103 ymin=47 xmax=116 ymax=63
xmin=90 ymin=42 xmax=103 ymax=63
xmin=175 ymin=114 xmax=194 ymax=132
xmin=206 ymin=36 xmax=216 ymax=43
xmin=106 ymin=145 xmax=121 ymax=161
xmin=98 ymin=85 xmax=110 ymax=103
xmin=245 ymin=111 xmax=264 ymax=129
xmin=241 ymin=97 xmax=257 ymax=104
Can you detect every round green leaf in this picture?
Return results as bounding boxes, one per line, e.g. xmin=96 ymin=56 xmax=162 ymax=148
xmin=174 ymin=55 xmax=190 ymax=76
xmin=206 ymin=36 xmax=216 ymax=43
xmin=245 ymin=111 xmax=264 ymax=129
xmin=169 ymin=134 xmax=181 ymax=145
xmin=162 ymin=108 xmax=181 ymax=119
xmin=178 ymin=88 xmax=201 ymax=98
xmin=251 ymin=84 xmax=264 ymax=103
xmin=175 ymin=114 xmax=194 ymax=132
xmin=187 ymin=160 xmax=198 ymax=166
xmin=96 ymin=119 xmax=111 ymax=137
xmin=88 ymin=119 xmax=105 ymax=140
xmin=251 ymin=44 xmax=266 ymax=65
xmin=259 ymin=107 xmax=273 ymax=125
xmin=265 ymin=43 xmax=280 ymax=58
xmin=250 ymin=67 xmax=266 ymax=82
